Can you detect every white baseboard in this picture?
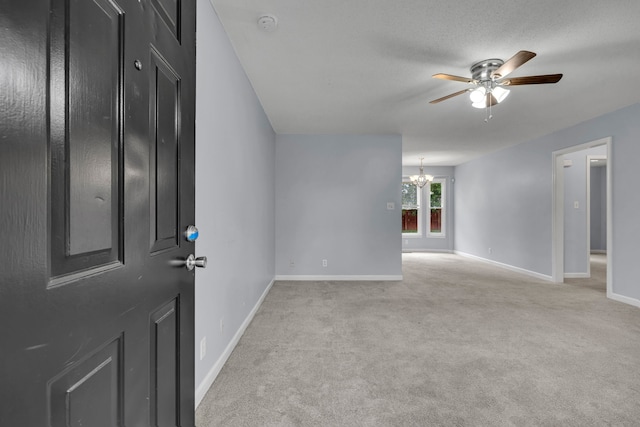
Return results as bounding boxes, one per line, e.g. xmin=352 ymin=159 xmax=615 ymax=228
xmin=608 ymin=291 xmax=640 ymax=309
xmin=564 ymin=273 xmax=590 ymax=279
xmin=195 ymin=278 xmax=275 ymax=409
xmin=454 ymin=251 xmax=553 ymax=282
xmin=402 ymin=249 xmax=453 ymax=253
xmin=274 ymin=275 xmax=403 ymax=281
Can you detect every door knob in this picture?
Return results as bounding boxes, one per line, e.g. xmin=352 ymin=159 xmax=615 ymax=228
xmin=184 ymin=254 xmax=207 ymax=271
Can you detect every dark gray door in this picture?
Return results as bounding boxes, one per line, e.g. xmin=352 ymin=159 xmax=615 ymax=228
xmin=0 ymin=0 xmax=196 ymax=425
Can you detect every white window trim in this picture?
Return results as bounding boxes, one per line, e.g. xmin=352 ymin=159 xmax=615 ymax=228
xmin=402 ymin=179 xmax=422 ymax=237
xmin=428 ymin=178 xmax=446 ymax=238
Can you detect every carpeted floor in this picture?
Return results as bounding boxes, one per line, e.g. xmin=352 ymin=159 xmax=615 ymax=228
xmin=565 ymin=253 xmax=607 ymax=293
xmin=196 ymin=253 xmax=640 ymax=426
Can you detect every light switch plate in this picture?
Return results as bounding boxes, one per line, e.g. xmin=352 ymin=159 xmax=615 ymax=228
xmin=387 ymin=202 xmax=395 ymax=210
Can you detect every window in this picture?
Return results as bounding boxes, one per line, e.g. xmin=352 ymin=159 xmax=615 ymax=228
xmin=402 ymin=181 xmax=420 ymax=235
xmin=429 ymin=178 xmax=446 ymax=236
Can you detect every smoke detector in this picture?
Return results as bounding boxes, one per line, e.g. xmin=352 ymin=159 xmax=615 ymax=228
xmin=257 ymin=15 xmax=278 ymax=32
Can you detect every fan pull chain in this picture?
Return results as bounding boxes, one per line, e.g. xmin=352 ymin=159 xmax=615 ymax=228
xmin=489 ymin=95 xmax=493 ymax=120
xmin=484 ymin=93 xmax=493 ymax=123
xmin=484 ymin=94 xmax=489 ymax=123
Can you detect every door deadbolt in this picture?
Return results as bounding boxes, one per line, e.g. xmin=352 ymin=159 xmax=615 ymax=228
xmin=184 ymin=225 xmax=199 ymax=242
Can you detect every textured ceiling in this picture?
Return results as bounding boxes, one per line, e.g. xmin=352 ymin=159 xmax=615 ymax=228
xmin=209 ymin=0 xmax=640 ymax=166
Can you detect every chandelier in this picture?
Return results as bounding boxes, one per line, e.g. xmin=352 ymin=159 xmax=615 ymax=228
xmin=410 ymin=157 xmax=433 ymax=188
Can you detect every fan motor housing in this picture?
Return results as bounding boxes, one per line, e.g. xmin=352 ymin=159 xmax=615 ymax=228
xmin=470 ymin=59 xmax=504 ymax=81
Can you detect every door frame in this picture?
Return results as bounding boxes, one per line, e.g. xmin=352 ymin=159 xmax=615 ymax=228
xmin=551 ymin=137 xmax=612 ymax=298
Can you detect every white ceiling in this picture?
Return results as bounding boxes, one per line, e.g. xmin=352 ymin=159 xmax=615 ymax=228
xmin=209 ymin=0 xmax=640 ymax=166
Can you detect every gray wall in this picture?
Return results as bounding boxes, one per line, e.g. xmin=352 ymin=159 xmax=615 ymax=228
xmin=454 ymin=140 xmax=552 ymax=276
xmin=275 ymin=134 xmax=402 ymax=278
xmin=590 ymin=165 xmax=607 ymax=252
xmin=401 ymin=166 xmax=454 ymax=252
xmin=195 ymin=0 xmax=275 ymax=396
xmin=563 ymin=146 xmax=606 ymax=275
xmin=455 ymin=102 xmax=640 ymax=301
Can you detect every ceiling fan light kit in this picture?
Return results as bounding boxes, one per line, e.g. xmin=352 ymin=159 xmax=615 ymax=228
xmin=492 ymin=86 xmax=510 ymax=102
xmin=430 ymin=50 xmax=562 ymax=120
xmin=469 ymin=86 xmax=486 ymax=103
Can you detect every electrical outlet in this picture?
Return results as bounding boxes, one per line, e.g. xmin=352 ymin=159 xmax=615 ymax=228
xmin=322 ymin=259 xmax=327 ymax=267
xmin=488 ymin=248 xmax=492 ymax=254
xmin=200 ymin=337 xmax=206 ymax=360
xmin=220 ymin=318 xmax=224 ymax=334
xmin=289 ymin=260 xmax=295 ymax=268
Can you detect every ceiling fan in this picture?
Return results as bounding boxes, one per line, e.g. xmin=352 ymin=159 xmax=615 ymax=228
xmin=429 ymin=50 xmax=562 ymax=114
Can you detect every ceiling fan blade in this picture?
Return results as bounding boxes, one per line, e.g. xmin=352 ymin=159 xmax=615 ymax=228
xmin=432 ymin=73 xmax=476 ymax=84
xmin=501 ymin=74 xmax=563 ymax=85
xmin=429 ymin=89 xmax=470 ymax=104
xmin=491 ymin=50 xmax=536 ymax=79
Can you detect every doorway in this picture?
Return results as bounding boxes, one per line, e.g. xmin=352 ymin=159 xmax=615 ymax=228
xmin=588 ymin=155 xmax=608 ymax=260
xmin=551 ymin=137 xmax=612 ymax=298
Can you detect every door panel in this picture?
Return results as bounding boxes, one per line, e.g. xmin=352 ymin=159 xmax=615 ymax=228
xmin=150 ymin=49 xmax=181 ymax=253
xmin=48 ymin=336 xmax=123 ymax=427
xmin=151 ymin=0 xmax=182 ymax=41
xmin=150 ymin=298 xmax=180 ymax=426
xmin=67 ymin=0 xmax=122 ymax=256
xmin=49 ymin=0 xmax=124 ymax=281
xmin=0 ymin=0 xmax=196 ymax=425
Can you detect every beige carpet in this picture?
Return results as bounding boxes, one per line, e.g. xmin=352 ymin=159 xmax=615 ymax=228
xmin=196 ymin=253 xmax=640 ymax=426
xmin=565 ymin=253 xmax=607 ymax=293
